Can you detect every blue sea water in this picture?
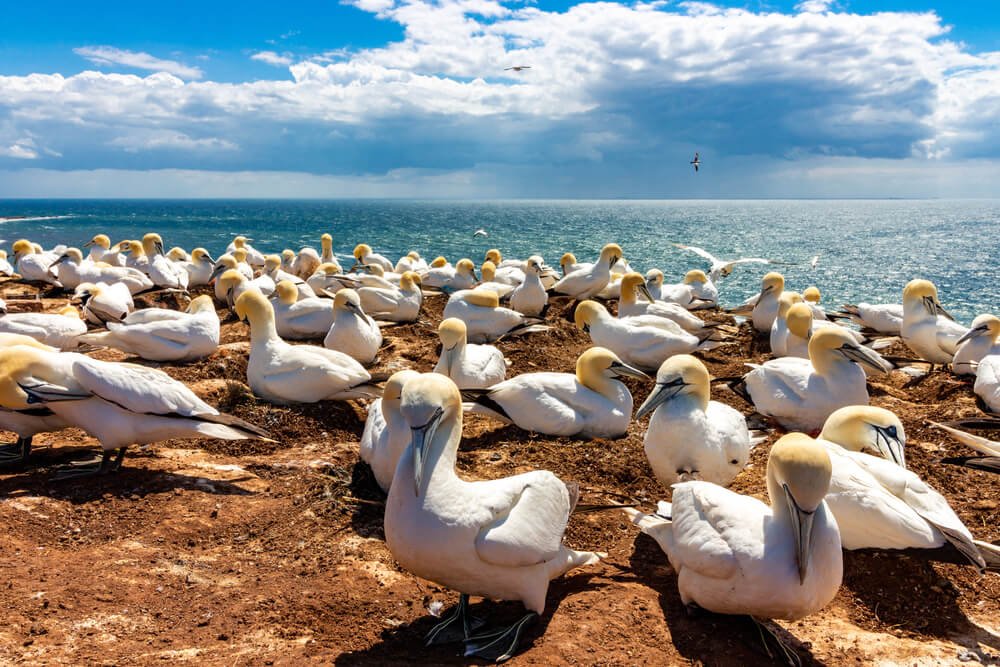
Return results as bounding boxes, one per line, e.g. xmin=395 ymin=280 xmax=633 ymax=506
xmin=0 ymin=199 xmax=997 ymax=322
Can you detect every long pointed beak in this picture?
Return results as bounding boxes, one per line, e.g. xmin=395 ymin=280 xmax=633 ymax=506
xmin=346 ymin=301 xmax=365 ymax=318
xmin=784 ymin=484 xmax=816 ymax=585
xmin=839 ymin=342 xmax=891 ymax=375
xmin=52 ymin=253 xmax=70 ymax=266
xmin=204 ymin=253 xmax=216 ymax=265
xmin=154 ymin=240 xmax=164 ymax=256
xmin=226 ymin=287 xmax=236 ymax=310
xmin=608 ymin=360 xmax=650 ymax=382
xmin=635 ymin=378 xmax=686 ymax=418
xmin=82 ymin=240 xmax=95 ymax=248
xmin=935 ymin=300 xmax=956 ymax=322
xmin=757 ymin=285 xmax=773 ymax=303
xmin=208 ymin=264 xmax=226 ymax=283
xmin=410 ymin=407 xmax=443 ymax=496
xmin=956 ymin=325 xmax=988 ymax=345
xmin=873 ymin=425 xmax=906 ymax=469
xmin=638 ymin=283 xmax=656 ymax=303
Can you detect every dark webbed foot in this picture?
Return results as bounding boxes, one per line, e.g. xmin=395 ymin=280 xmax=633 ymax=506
xmin=51 ymin=447 xmax=127 ymax=481
xmin=748 ymin=616 xmax=802 ymax=667
xmin=463 ymin=611 xmax=537 ymax=663
xmin=0 ymin=437 xmax=31 ymax=465
xmin=424 ymin=594 xmax=484 ymax=645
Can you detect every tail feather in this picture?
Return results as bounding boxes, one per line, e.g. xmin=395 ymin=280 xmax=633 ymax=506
xmin=974 ymin=539 xmax=1000 ymax=571
xmin=929 ymin=421 xmax=1000 ymax=457
xmin=939 ymin=456 xmax=1000 ymax=475
xmin=460 ymin=388 xmax=512 ymax=422
xmin=198 ymin=412 xmax=272 ymax=440
xmin=727 ymin=376 xmax=753 ymax=406
xmin=623 ymin=507 xmax=670 ymax=533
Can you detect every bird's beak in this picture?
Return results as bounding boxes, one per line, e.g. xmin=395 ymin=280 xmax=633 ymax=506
xmin=936 ymin=301 xmax=956 ymax=322
xmin=635 ymin=377 xmax=687 ymax=419
xmin=608 ymin=254 xmax=619 ymax=268
xmin=472 ymin=270 xmax=479 ymax=282
xmin=956 ymin=324 xmax=988 ymax=345
xmin=204 ymin=253 xmax=215 ymax=265
xmin=208 ymin=264 xmax=226 ymax=284
xmin=638 ymin=283 xmax=656 ymax=303
xmin=411 ymin=407 xmax=444 ymax=497
xmin=872 ymin=424 xmax=906 ymax=469
xmin=784 ymin=484 xmax=816 ymax=585
xmin=226 ymin=288 xmax=236 ymax=310
xmin=154 ymin=240 xmax=164 ymax=256
xmin=757 ymin=285 xmax=773 ymax=302
xmin=348 ymin=262 xmax=361 ymax=273
xmin=82 ymin=240 xmax=95 ymax=248
xmin=838 ymin=342 xmax=891 ymax=375
xmin=51 ymin=253 xmax=70 ymax=267
xmin=346 ymin=301 xmax=365 ymax=318
xmin=608 ymin=360 xmax=650 ymax=382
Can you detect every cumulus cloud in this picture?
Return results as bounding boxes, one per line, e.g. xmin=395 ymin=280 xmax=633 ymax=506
xmin=72 ymin=46 xmax=204 ymax=79
xmin=251 ymin=51 xmax=295 ymax=67
xmin=0 ymin=2 xmax=996 ymax=196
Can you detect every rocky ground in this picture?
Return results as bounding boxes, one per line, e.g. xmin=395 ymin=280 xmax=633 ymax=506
xmin=1 ymin=279 xmax=999 ymax=666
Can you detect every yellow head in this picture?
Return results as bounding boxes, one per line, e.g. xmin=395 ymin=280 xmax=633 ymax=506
xmin=430 ymin=256 xmax=448 ymax=268
xmin=353 ymin=243 xmax=372 ymax=260
xmin=760 ymin=272 xmax=784 ymax=298
xmin=574 ymin=300 xmax=607 ymax=331
xmin=777 ymin=291 xmax=804 ymax=319
xmin=126 ymin=240 xmax=145 ymax=257
xmin=192 ymin=248 xmax=213 ymax=263
xmin=684 ymin=269 xmax=708 ymax=285
xmin=484 ymin=249 xmax=502 ymax=264
xmin=0 ymin=250 xmax=6 ymax=260
xmin=958 ymin=313 xmax=1000 ymax=347
xmin=438 ymin=318 xmax=468 ymax=349
xmin=481 ymin=261 xmax=497 ymax=282
xmin=12 ymin=239 xmax=35 ymax=258
xmin=282 ymin=249 xmax=295 ymax=263
xmin=217 ymin=270 xmax=246 ymax=303
xmin=58 ymin=304 xmax=80 ymax=319
xmin=83 ymin=234 xmax=111 ymax=249
xmin=141 ymin=233 xmax=164 ymax=256
xmin=167 ymin=247 xmax=187 ymax=261
xmin=275 ymin=281 xmax=299 ymax=305
xmin=233 ymin=248 xmax=248 ymax=263
xmin=234 ymin=235 xmax=250 ymax=248
xmin=0 ymin=346 xmax=59 ymax=409
xmin=599 ymin=243 xmax=623 ymax=267
xmin=645 ymin=268 xmax=664 ymax=287
xmin=560 ymin=252 xmax=578 ymax=271
xmin=383 ymin=369 xmax=421 ymax=407
xmin=803 ymin=286 xmax=821 ymax=303
xmin=400 ymin=271 xmax=421 ymax=291
xmin=576 ymin=346 xmax=648 ymax=391
xmin=265 ymin=255 xmax=281 ymax=272
xmin=464 ymin=289 xmax=499 ymax=308
xmin=234 ymin=289 xmax=273 ymax=326
xmin=637 ymin=354 xmax=711 ymax=416
xmin=334 ymin=288 xmax=364 ymax=316
xmin=785 ymin=303 xmax=814 ymax=339
xmin=317 ymin=262 xmax=340 ymax=276
xmin=456 ymin=258 xmax=477 ymax=279
xmin=186 ymin=294 xmax=216 ymax=315
xmin=819 ymin=405 xmax=906 ymax=468
xmin=364 ymin=263 xmax=385 ymax=277
xmin=809 ymin=326 xmax=889 ymax=375
xmin=619 ymin=272 xmax=647 ymax=303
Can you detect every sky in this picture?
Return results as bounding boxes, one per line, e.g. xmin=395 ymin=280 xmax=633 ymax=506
xmin=1 ymin=0 xmax=999 ymax=198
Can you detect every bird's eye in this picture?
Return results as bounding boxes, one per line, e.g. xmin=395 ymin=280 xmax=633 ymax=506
xmin=730 ymin=459 xmax=739 ymax=465
xmin=887 ymin=425 xmax=897 ymax=438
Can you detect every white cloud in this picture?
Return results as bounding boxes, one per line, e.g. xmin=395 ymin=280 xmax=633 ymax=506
xmin=0 ymin=2 xmax=996 ymax=196
xmin=251 ymin=50 xmax=295 ymax=67
xmin=72 ymin=46 xmax=204 ymax=79
xmin=1 ymin=141 xmax=38 ymax=159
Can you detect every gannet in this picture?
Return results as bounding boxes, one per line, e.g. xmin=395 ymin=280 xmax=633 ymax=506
xmin=123 ymin=240 xmax=149 ymax=272
xmin=76 ymin=295 xmax=220 ymax=362
xmin=784 ymin=302 xmax=816 ymax=359
xmin=802 ymin=285 xmax=828 ymax=319
xmin=0 ymin=305 xmax=87 ymax=350
xmin=231 ymin=248 xmax=255 ymax=281
xmin=0 ymin=251 xmax=13 ymax=276
xmin=619 ymin=273 xmax=711 ymax=334
xmin=901 ymin=279 xmax=967 ymax=365
xmin=508 ymin=258 xmax=548 ymax=316
xmin=292 ymin=246 xmax=322 ymax=279
xmin=358 ymin=271 xmax=423 ymax=323
xmin=320 ymin=234 xmax=338 ymax=267
xmin=50 ymin=247 xmax=96 ymax=289
xmin=180 ymin=248 xmax=216 ymax=286
xmin=625 ymin=433 xmax=842 ymax=620
xmin=473 ymin=229 xmax=489 ymax=238
xmin=770 ymin=291 xmax=805 ymax=357
xmin=463 ymin=347 xmax=647 ymax=438
xmin=281 ymin=249 xmax=296 ymax=273
xmin=394 ymin=251 xmax=426 ymax=274
xmin=0 ymin=344 xmax=270 ymax=477
xmin=549 ymin=244 xmax=621 ymax=300
xmin=306 ymin=263 xmax=357 ymax=295
xmin=262 ymin=255 xmax=316 ymax=299
xmin=560 ymin=252 xmax=582 ymax=277
xmin=167 ymin=247 xmax=189 ymax=262
xmin=643 ymin=270 xmax=697 ymax=308
xmin=483 ymin=250 xmax=526 ymax=284
xmin=215 ymin=269 xmax=274 ymax=310
xmin=323 ymin=289 xmax=382 ymax=366
xmin=953 ymin=314 xmax=1000 ymax=376
xmin=839 ymin=302 xmax=906 ymax=334
xmin=424 ymin=258 xmax=477 ymax=291
xmin=683 ymin=269 xmax=718 ymax=308
xmin=141 ymin=233 xmax=189 ymax=290
xmin=359 ymin=369 xmax=421 ymax=492
xmin=226 ymin=235 xmax=266 ymax=267
xmin=818 ymin=406 xmax=987 ymax=569
xmin=434 ymin=318 xmax=507 ymax=390
xmin=637 ymin=355 xmax=762 ymax=487
xmin=574 ymin=300 xmax=710 ymax=372
xmin=353 ymin=264 xmax=400 ymax=290
xmin=974 ymin=355 xmax=1000 ymax=413
xmin=271 ymin=281 xmax=335 ymax=340
xmin=749 ymin=272 xmax=784 ymax=333
xmin=385 ymin=373 xmax=602 ymax=661
xmin=50 ymin=248 xmax=154 ymax=294
xmin=11 ymin=240 xmax=59 ymax=284
xmin=235 ymin=290 xmax=377 ymax=403
xmin=738 ymin=326 xmax=892 ymax=431
xmin=442 ymin=289 xmax=548 ymax=343
xmin=72 ymin=282 xmax=134 ymax=325
xmin=353 ymin=243 xmax=394 ymax=272
xmin=669 ymin=242 xmax=788 ymax=282
xmin=82 ymin=234 xmax=126 ymax=266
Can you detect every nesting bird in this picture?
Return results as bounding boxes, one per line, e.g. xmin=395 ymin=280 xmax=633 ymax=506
xmin=323 ymin=289 xmax=382 ymax=366
xmin=433 ymin=318 xmax=507 ymax=390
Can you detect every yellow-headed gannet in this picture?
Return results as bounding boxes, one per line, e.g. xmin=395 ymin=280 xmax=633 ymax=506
xmin=72 ymin=281 xmax=134 ymax=325
xmin=11 ymin=239 xmax=60 ymax=284
xmin=51 ymin=248 xmax=154 ymax=294
xmin=81 ymin=234 xmax=126 ymax=266
xmin=226 ymin=235 xmax=267 ymax=267
xmin=0 ymin=304 xmax=87 ymax=350
xmin=442 ymin=289 xmax=548 ymax=343
xmin=352 ymin=243 xmax=394 ymax=273
xmin=323 ymin=289 xmax=382 ymax=366
xmin=358 ymin=271 xmax=423 ymax=323
xmin=385 ymin=373 xmax=602 ymax=661
xmin=508 ymin=258 xmax=548 ymax=316
xmin=180 ymin=248 xmax=216 ymax=286
xmin=434 ymin=318 xmax=507 ymax=390
xmin=769 ymin=291 xmax=805 ymax=357
xmin=215 ymin=269 xmax=274 ymax=310
xmin=306 ymin=263 xmax=357 ymax=295
xmin=619 ymin=273 xmax=712 ymax=334
xmin=271 ymin=281 xmax=335 ymax=340
xmin=953 ymin=314 xmax=1000 ymax=376
xmin=359 ymin=369 xmax=421 ymax=492
xmin=549 ymin=244 xmax=622 ymax=300
xmin=901 ymin=279 xmax=967 ymax=365
xmin=262 ymin=254 xmax=316 ymax=299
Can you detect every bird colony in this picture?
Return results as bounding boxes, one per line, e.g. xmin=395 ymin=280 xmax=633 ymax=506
xmin=2 ymin=233 xmax=1000 ymax=663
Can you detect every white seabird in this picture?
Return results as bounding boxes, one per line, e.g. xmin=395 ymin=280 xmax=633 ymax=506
xmin=669 ymin=242 xmax=788 ymax=282
xmin=352 ymin=243 xmax=394 ymax=273
xmin=384 ymin=373 xmax=603 ymax=661
xmin=434 ymin=318 xmax=507 ymax=390
xmin=463 ymin=346 xmax=648 ymax=438
xmin=901 ymin=279 xmax=967 ymax=365
xmin=549 ymin=244 xmax=622 ymax=301
xmin=323 ymin=288 xmax=382 ymax=366
xmin=72 ymin=282 xmax=134 ymax=325
xmin=508 ymin=258 xmax=548 ymax=317
xmin=637 ymin=355 xmax=763 ymax=488
xmin=11 ymin=240 xmax=60 ymax=285
xmin=357 ymin=271 xmax=423 ymax=323
xmin=953 ymin=314 xmax=1000 ymax=376
xmin=618 ymin=273 xmax=711 ymax=334
xmin=626 ymin=433 xmax=842 ymax=621
xmin=235 ymin=290 xmax=377 ymax=404
xmin=737 ymin=326 xmax=892 ymax=431
xmin=442 ymin=289 xmax=548 ymax=343
xmin=0 ymin=304 xmax=87 ymax=350
xmin=271 ymin=281 xmax=335 ymax=340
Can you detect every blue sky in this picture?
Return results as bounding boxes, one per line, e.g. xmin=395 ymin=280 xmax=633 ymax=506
xmin=2 ymin=0 xmax=999 ymax=197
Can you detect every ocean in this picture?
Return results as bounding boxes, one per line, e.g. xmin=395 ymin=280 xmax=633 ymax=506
xmin=0 ymin=199 xmax=997 ymax=322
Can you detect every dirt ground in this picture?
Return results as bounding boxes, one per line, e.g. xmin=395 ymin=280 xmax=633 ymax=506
xmin=1 ymin=279 xmax=1000 ymax=666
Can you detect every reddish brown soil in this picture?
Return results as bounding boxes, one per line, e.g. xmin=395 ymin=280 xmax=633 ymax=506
xmin=1 ymin=282 xmax=999 ymax=665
